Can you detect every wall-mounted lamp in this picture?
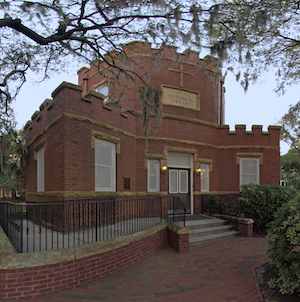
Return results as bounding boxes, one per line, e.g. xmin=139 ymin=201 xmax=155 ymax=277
xmin=196 ymin=168 xmax=202 ymax=175
xmin=162 ymin=166 xmax=167 ymax=174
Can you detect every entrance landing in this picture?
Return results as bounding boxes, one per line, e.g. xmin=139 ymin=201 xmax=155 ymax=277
xmin=185 ymin=214 xmax=213 ymax=221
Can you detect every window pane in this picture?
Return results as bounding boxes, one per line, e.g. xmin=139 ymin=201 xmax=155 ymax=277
xmin=178 ymin=154 xmax=190 ymax=167
xmin=149 ymin=176 xmax=157 ymax=190
xmin=179 ymin=170 xmax=188 ymax=193
xmin=95 ymin=85 xmax=109 ymax=102
xmin=201 ymin=164 xmax=209 ymax=191
xmin=95 ymin=141 xmax=112 ymax=166
xmin=96 ymin=85 xmax=108 ymax=96
xmin=241 ymin=175 xmax=258 ymax=185
xmin=95 ymin=166 xmax=112 ymax=189
xmin=169 ymin=170 xmax=178 ymax=193
xmin=37 ymin=146 xmax=44 ymax=192
xmin=95 ymin=139 xmax=115 ymax=191
xmin=148 ymin=160 xmax=159 ymax=192
xmin=167 ymin=152 xmax=191 ymax=168
xmin=241 ymin=159 xmax=257 ymax=174
xmin=240 ymin=158 xmax=259 ymax=185
xmin=149 ymin=161 xmax=158 ymax=175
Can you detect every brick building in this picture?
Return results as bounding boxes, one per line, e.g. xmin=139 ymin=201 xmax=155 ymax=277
xmin=25 ymin=42 xmax=280 ymax=214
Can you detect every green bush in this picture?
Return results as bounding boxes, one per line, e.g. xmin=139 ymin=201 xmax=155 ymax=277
xmin=207 ymin=195 xmax=220 ymax=215
xmin=238 ymin=184 xmax=298 ymax=231
xmin=267 ymin=196 xmax=300 ymax=295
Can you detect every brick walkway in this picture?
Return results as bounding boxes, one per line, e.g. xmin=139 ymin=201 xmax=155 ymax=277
xmin=3 ymin=237 xmax=268 ymax=302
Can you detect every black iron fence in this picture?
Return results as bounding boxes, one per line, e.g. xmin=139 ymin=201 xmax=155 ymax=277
xmin=201 ymin=193 xmax=241 ymax=217
xmin=0 ymin=195 xmax=186 ymax=253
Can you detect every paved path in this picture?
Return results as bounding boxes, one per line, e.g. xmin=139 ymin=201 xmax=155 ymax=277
xmin=4 ymin=237 xmax=268 ymax=302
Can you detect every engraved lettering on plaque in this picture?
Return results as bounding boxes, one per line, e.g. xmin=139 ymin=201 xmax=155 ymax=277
xmin=162 ymin=87 xmax=200 ymax=111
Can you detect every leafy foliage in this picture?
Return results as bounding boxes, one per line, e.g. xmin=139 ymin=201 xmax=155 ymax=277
xmin=238 ymin=184 xmax=298 ymax=231
xmin=281 ymin=148 xmax=300 ymax=189
xmin=267 ymin=196 xmax=300 ymax=295
xmin=0 ymin=128 xmax=27 ymax=196
xmin=207 ymin=194 xmax=221 ymax=215
xmin=0 ymin=0 xmax=299 ymax=127
xmin=210 ymin=0 xmax=300 ymax=94
xmin=205 ymin=194 xmax=240 ymax=216
xmin=280 ymin=100 xmax=300 ymax=152
xmin=279 ymin=101 xmax=300 ymax=188
xmin=0 ymin=0 xmax=219 ymax=125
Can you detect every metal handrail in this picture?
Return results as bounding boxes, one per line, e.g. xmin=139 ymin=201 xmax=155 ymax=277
xmin=0 ymin=195 xmax=186 ymax=253
xmin=165 ymin=195 xmax=186 ymax=227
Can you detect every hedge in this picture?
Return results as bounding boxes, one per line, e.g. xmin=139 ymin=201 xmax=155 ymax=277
xmin=238 ymin=184 xmax=298 ymax=231
xmin=267 ymin=196 xmax=300 ymax=295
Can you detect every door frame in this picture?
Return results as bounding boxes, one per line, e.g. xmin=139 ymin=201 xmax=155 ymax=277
xmin=167 ymin=152 xmax=194 ymax=214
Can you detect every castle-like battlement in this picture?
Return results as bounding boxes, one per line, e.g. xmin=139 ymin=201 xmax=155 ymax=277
xmin=218 ymin=124 xmax=280 ymax=149
xmin=24 ymin=47 xmax=280 ymax=201
xmin=219 ymin=124 xmax=281 ymax=135
xmin=77 ymin=42 xmax=219 ymax=91
xmin=25 ymin=80 xmax=280 ymax=153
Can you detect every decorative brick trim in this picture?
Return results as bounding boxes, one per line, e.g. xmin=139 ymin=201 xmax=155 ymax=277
xmin=33 ymin=139 xmax=46 ymax=160
xmin=26 ymin=112 xmax=280 ymax=151
xmin=236 ymin=153 xmax=263 ymax=165
xmin=91 ymin=130 xmax=121 ymax=154
xmin=25 ymin=191 xmax=169 ymax=200
xmin=51 ymin=82 xmax=83 ymax=98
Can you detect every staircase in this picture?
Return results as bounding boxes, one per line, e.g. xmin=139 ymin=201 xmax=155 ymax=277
xmin=186 ymin=215 xmax=240 ymax=246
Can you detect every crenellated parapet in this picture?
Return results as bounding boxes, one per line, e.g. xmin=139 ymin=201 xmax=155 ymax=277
xmin=24 ymin=81 xmax=140 ymax=146
xmin=77 ymin=42 xmax=220 ymax=96
xmin=218 ymin=124 xmax=281 ymax=148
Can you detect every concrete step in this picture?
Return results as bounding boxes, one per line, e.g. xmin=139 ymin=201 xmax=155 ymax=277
xmin=189 ymin=230 xmax=240 ymax=246
xmin=185 ymin=217 xmax=227 ymax=230
xmin=189 ymin=225 xmax=235 ymax=238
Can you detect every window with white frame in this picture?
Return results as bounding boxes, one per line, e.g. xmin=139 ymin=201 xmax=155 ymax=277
xmin=36 ymin=146 xmax=45 ymax=192
xmin=95 ymin=139 xmax=116 ymax=191
xmin=148 ymin=160 xmax=160 ymax=192
xmin=95 ymin=84 xmax=109 ymax=102
xmin=240 ymin=158 xmax=259 ymax=185
xmin=201 ymin=163 xmax=209 ymax=191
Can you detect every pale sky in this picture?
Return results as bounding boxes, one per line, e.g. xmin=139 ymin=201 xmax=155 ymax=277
xmin=13 ymin=65 xmax=298 ymax=156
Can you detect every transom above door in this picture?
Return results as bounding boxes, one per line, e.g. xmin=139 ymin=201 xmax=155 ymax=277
xmin=167 ymin=152 xmax=191 ymax=168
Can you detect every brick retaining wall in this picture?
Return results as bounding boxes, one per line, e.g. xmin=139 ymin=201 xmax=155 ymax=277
xmin=0 ymin=222 xmax=189 ymax=300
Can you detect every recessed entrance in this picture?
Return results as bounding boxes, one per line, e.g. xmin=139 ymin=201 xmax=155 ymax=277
xmin=167 ymin=152 xmax=193 ymax=214
xmin=169 ymin=169 xmax=190 ymax=213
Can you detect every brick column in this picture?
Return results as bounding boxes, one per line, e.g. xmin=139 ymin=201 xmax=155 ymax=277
xmin=167 ymin=222 xmax=190 ymax=253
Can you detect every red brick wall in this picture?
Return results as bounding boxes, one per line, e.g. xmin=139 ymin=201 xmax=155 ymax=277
xmin=168 ymin=231 xmax=189 ymax=253
xmin=0 ymin=228 xmax=168 ymax=300
xmin=25 ymin=44 xmax=280 ymax=201
xmin=237 ymin=223 xmax=253 ymax=237
xmin=78 ymin=42 xmax=221 ymax=125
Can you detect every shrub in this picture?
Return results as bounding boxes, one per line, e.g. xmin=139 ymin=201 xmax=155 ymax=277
xmin=238 ymin=184 xmax=298 ymax=231
xmin=267 ymin=196 xmax=300 ymax=295
xmin=207 ymin=195 xmax=220 ymax=215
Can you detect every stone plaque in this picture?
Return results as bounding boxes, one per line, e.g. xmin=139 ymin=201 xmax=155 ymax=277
xmin=162 ymin=87 xmax=199 ymax=111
